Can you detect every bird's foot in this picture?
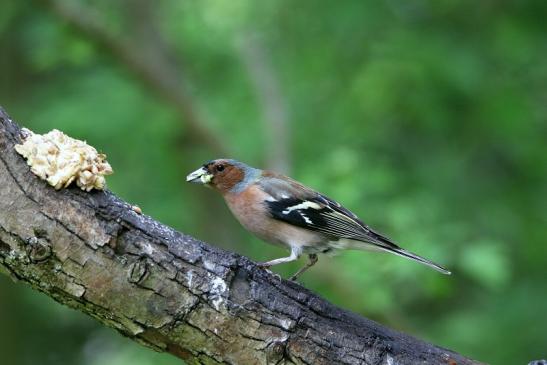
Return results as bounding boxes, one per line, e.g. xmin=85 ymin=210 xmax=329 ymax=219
xmin=256 ymin=263 xmax=282 ymax=282
xmin=288 ymin=273 xmax=299 ymax=281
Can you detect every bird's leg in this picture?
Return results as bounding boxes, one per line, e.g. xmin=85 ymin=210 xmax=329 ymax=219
xmin=257 ymin=249 xmax=299 ymax=267
xmin=289 ymin=254 xmax=318 ymax=281
xmin=257 ymin=248 xmax=300 ymax=281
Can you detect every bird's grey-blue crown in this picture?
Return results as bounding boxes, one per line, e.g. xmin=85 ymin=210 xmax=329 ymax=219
xmin=225 ymin=159 xmax=261 ymax=193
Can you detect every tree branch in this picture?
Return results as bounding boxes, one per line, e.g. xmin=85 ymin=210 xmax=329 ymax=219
xmin=0 ymin=107 xmax=480 ymax=364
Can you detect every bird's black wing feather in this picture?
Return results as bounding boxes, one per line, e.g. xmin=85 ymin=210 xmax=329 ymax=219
xmin=266 ymin=197 xmax=330 ymax=232
xmin=316 ymin=194 xmax=401 ymax=247
xmin=259 ymin=175 xmax=400 ymax=248
xmin=265 ymin=194 xmax=397 ymax=249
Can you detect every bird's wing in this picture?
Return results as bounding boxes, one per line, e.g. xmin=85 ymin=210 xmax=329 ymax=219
xmin=258 ymin=174 xmax=400 ymax=249
xmin=258 ymin=173 xmax=451 ymax=274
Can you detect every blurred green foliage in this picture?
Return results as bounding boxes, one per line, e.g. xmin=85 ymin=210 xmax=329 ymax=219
xmin=1 ymin=1 xmax=546 ymax=364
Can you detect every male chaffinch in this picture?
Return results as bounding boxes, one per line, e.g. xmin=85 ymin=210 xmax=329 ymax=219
xmin=187 ymin=159 xmax=450 ymax=280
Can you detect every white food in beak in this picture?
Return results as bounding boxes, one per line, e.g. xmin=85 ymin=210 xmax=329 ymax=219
xmin=186 ymin=167 xmax=213 ymax=184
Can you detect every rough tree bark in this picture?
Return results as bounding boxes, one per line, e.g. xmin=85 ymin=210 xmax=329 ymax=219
xmin=0 ymin=107 xmax=481 ymax=365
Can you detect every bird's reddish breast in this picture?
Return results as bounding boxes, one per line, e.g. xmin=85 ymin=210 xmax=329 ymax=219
xmin=224 ymin=184 xmax=293 ymax=245
xmin=224 ymin=185 xmax=270 ymax=231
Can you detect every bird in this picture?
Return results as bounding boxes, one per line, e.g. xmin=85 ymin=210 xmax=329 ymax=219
xmin=186 ymin=159 xmax=451 ymax=280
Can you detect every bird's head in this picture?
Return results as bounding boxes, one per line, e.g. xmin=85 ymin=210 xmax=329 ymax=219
xmin=186 ymin=159 xmax=261 ymax=193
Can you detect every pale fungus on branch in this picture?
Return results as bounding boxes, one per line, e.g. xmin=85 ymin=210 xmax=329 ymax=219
xmin=14 ymin=128 xmax=113 ymax=191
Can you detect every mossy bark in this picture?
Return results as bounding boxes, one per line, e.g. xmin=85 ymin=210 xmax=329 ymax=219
xmin=0 ymin=107 xmax=481 ymax=365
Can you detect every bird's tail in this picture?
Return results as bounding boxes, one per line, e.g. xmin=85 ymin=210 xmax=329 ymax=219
xmin=383 ymin=246 xmax=451 ymax=275
xmin=343 ymin=239 xmax=451 ymax=275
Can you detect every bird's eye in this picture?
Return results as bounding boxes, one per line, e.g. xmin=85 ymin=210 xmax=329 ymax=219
xmin=215 ymin=164 xmax=225 ymax=172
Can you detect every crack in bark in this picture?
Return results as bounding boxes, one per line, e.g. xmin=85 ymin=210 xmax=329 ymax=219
xmin=0 ymin=107 xmax=482 ymax=365
xmin=0 ymin=149 xmax=39 ymax=204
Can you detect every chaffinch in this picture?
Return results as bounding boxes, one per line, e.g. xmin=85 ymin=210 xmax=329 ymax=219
xmin=187 ymin=159 xmax=450 ymax=280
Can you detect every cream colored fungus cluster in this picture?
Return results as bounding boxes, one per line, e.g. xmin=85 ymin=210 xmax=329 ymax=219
xmin=14 ymin=128 xmax=113 ymax=191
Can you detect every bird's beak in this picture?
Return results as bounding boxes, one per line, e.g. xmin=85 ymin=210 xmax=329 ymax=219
xmin=186 ymin=166 xmax=213 ymax=184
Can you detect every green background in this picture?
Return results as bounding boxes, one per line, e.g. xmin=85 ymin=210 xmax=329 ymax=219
xmin=0 ymin=1 xmax=545 ymax=364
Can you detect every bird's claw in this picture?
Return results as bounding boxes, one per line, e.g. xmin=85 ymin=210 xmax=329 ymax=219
xmin=257 ymin=264 xmax=282 ymax=282
xmin=288 ymin=274 xmax=299 ymax=281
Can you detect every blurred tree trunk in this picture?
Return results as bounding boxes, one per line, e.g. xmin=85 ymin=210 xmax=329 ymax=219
xmin=0 ymin=108 xmax=481 ymax=365
xmin=239 ymin=33 xmax=291 ymax=174
xmin=42 ymin=0 xmax=229 ymax=156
